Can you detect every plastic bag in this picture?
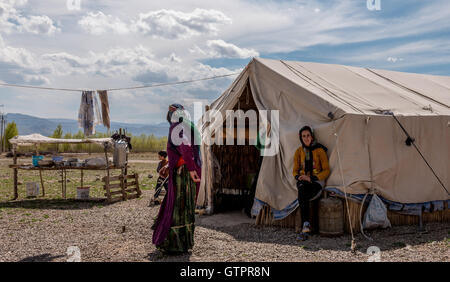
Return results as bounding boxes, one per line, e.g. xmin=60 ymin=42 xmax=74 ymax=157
xmin=363 ymin=194 xmax=391 ymax=229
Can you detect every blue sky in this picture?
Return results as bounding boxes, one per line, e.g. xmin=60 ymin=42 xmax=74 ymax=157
xmin=0 ymin=0 xmax=449 ymax=124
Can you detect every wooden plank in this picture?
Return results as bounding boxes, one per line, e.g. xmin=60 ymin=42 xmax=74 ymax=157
xmin=125 ymin=181 xmax=137 ymax=187
xmin=108 ymin=197 xmax=123 ymax=203
xmin=13 ymin=149 xmax=18 ymax=200
xmin=120 ymin=172 xmax=127 ymax=201
xmin=102 ymin=175 xmax=122 ymax=182
xmin=104 ymin=146 xmax=112 ymax=203
xmin=12 ymin=165 xmax=123 ymax=171
xmin=125 ymin=174 xmax=137 ymax=179
xmin=39 ymin=168 xmax=45 ymax=197
xmin=105 ymin=190 xmax=123 ymax=196
xmin=134 ymin=173 xmax=142 ymax=196
xmin=103 ymin=183 xmax=121 ymax=189
xmin=125 ymin=188 xmax=138 ymax=193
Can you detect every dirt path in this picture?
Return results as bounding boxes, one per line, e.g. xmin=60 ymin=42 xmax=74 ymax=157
xmin=0 ymin=190 xmax=448 ymax=262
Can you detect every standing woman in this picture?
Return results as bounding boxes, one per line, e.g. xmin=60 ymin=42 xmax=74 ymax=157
xmin=293 ymin=126 xmax=330 ymax=240
xmin=152 ymin=104 xmax=202 ymax=254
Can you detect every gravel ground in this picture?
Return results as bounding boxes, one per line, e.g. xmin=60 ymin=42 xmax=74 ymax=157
xmin=0 ymin=190 xmax=448 ymax=262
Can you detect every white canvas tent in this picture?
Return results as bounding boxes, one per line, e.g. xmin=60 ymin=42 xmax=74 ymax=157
xmin=197 ymin=58 xmax=450 ymax=215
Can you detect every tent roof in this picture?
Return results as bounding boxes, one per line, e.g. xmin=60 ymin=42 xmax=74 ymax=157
xmin=252 ymin=58 xmax=450 ymax=116
xmin=10 ymin=134 xmax=113 ymax=147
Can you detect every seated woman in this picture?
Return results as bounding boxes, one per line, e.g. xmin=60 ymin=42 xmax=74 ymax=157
xmin=293 ymin=125 xmax=330 ymax=240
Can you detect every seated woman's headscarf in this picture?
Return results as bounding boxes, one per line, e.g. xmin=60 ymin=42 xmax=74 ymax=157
xmin=299 ymin=125 xmax=327 ymax=176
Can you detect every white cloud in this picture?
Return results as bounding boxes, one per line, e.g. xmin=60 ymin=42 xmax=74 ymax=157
xmin=0 ymin=36 xmax=40 ymax=69
xmin=16 ymin=15 xmax=60 ymax=35
xmin=204 ymin=39 xmax=259 ymax=58
xmin=78 ymin=8 xmax=232 ymax=39
xmin=0 ymin=0 xmax=59 ymax=35
xmin=132 ymin=8 xmax=231 ymax=39
xmin=78 ymin=12 xmax=130 ymax=35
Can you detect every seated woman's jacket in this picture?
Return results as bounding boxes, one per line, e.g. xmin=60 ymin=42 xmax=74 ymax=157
xmin=293 ymin=146 xmax=330 ymax=182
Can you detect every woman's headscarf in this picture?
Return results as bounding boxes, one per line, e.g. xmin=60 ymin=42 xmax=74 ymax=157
xmin=167 ymin=103 xmax=201 ymax=166
xmin=299 ymin=125 xmax=327 ymax=176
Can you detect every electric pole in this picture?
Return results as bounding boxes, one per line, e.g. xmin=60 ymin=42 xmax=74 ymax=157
xmin=0 ymin=105 xmax=4 ymax=153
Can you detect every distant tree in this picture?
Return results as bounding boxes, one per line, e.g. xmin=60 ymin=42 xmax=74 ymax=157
xmin=62 ymin=133 xmax=72 ymax=152
xmin=51 ymin=124 xmax=63 ymax=152
xmin=4 ymin=122 xmax=18 ymax=151
xmin=51 ymin=124 xmax=63 ymax=139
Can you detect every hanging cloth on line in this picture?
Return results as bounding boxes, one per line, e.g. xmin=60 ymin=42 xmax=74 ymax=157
xmin=78 ymin=90 xmax=97 ymax=136
xmin=97 ymin=90 xmax=110 ymax=130
xmin=93 ymin=92 xmax=102 ymax=126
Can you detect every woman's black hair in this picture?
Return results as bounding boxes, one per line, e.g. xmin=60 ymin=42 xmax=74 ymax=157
xmin=158 ymin=151 xmax=168 ymax=158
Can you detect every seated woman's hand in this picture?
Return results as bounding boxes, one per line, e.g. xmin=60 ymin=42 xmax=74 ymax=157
xmin=298 ymin=175 xmax=311 ymax=182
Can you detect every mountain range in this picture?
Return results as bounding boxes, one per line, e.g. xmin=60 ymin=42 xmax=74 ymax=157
xmin=4 ymin=113 xmax=169 ymax=137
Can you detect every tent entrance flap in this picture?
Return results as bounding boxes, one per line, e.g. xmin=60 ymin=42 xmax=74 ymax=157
xmin=211 ymin=144 xmax=261 ymax=212
xmin=208 ymin=82 xmax=263 ymax=213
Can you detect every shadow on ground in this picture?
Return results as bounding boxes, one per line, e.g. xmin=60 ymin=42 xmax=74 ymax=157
xmin=195 ymin=211 xmax=450 ymax=253
xmin=18 ymin=253 xmax=65 ymax=262
xmin=146 ymin=249 xmax=193 ymax=262
xmin=0 ymin=198 xmax=109 ymax=210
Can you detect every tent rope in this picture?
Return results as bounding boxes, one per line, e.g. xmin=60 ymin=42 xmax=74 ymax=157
xmin=388 ymin=113 xmax=450 ymax=196
xmin=360 ymin=116 xmax=374 ymax=241
xmin=332 ymin=121 xmax=356 ymax=252
xmin=366 ymin=69 xmax=450 ymax=109
xmin=359 ymin=191 xmax=374 ymax=241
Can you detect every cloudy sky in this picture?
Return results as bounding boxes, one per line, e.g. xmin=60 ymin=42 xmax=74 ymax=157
xmin=0 ymin=0 xmax=449 ymax=124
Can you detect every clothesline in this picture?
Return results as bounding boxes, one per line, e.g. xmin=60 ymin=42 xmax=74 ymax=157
xmin=0 ymin=73 xmax=240 ymax=93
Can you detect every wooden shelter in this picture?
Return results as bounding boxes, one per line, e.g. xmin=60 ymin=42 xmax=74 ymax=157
xmin=9 ymin=133 xmax=141 ymax=203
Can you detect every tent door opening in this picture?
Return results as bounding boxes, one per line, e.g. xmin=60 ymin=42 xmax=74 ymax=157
xmin=210 ymin=82 xmax=263 ymax=213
